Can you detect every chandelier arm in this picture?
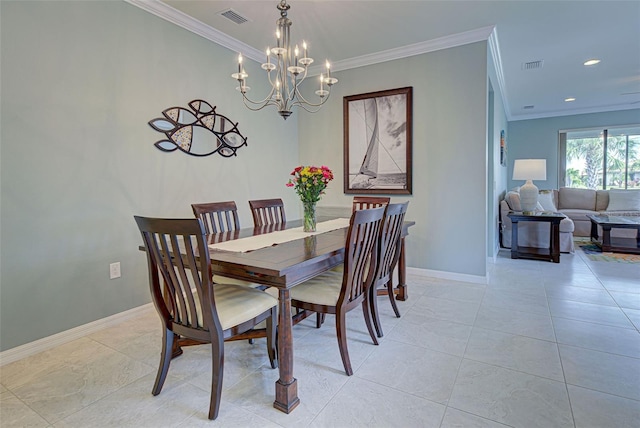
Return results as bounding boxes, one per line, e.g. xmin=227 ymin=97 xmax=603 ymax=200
xmin=238 ymin=82 xmax=279 ymax=107
xmin=241 ymin=95 xmax=280 ymax=112
xmin=286 ymin=77 xmax=299 ymax=103
xmin=241 ymin=97 xmax=274 ymax=110
xmin=266 ymin=70 xmax=278 ymax=89
xmin=291 ymin=97 xmax=330 ymax=114
xmin=290 ymin=87 xmax=331 ymax=108
xmin=296 ymin=67 xmax=309 ymax=84
xmin=287 ymin=66 xmax=310 ymax=99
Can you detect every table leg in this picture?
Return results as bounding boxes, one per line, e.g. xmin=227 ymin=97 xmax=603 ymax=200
xmin=602 ymin=225 xmax=612 ymax=251
xmin=550 ymin=220 xmax=560 ymax=263
xmin=396 ymin=237 xmax=408 ymax=301
xmin=590 ymin=219 xmax=598 ymax=241
xmin=273 ymin=288 xmax=300 ymax=413
xmin=510 ymin=220 xmax=519 ymax=259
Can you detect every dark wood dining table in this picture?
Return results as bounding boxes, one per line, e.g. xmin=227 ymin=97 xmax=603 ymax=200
xmin=205 ymin=217 xmax=414 ymax=413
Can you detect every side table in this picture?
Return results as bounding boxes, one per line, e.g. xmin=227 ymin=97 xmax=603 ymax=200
xmin=507 ymin=212 xmax=565 ymax=263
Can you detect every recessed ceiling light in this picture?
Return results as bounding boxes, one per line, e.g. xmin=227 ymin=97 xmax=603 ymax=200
xmin=584 ymin=59 xmax=601 ymax=66
xmin=565 ymin=97 xmax=576 ymax=102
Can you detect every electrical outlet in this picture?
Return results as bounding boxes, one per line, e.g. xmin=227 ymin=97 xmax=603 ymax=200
xmin=109 ymin=262 xmax=121 ymax=279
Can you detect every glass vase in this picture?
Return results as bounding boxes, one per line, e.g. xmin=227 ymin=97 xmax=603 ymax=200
xmin=302 ymin=201 xmax=317 ymax=232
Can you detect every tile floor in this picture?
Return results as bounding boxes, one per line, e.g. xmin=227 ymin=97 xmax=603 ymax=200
xmin=1 ymin=247 xmax=639 ymax=427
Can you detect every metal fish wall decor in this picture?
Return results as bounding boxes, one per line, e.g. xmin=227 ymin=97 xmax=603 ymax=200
xmin=148 ymin=99 xmax=247 ymax=157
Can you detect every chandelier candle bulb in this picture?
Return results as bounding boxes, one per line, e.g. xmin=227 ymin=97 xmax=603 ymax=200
xmin=238 ymin=53 xmax=242 ymax=74
xmin=326 ymin=61 xmax=330 ymax=78
xmin=320 ymin=73 xmax=323 ymax=91
xmin=303 ymin=41 xmax=307 ymax=59
xmin=267 ymin=48 xmax=271 ymax=64
xmin=276 ymin=29 xmax=280 ymax=48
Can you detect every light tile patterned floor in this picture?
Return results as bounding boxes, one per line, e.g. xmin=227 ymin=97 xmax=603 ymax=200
xmin=1 ymin=248 xmax=639 ymax=427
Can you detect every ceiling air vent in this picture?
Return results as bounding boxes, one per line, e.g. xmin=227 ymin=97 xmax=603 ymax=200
xmin=522 ymin=60 xmax=544 ymax=71
xmin=523 ymin=105 xmax=535 ymax=110
xmin=219 ymin=9 xmax=250 ymax=24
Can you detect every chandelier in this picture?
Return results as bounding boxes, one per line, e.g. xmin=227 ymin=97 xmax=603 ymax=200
xmin=231 ymin=1 xmax=338 ymax=120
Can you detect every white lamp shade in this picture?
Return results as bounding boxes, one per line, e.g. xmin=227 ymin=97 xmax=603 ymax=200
xmin=513 ymin=159 xmax=547 ymax=181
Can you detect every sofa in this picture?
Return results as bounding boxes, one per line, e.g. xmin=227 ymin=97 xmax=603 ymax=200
xmin=500 ymin=187 xmax=640 ymax=253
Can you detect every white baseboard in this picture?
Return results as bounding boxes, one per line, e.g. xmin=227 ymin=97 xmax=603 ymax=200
xmin=407 ymin=266 xmax=488 ymax=285
xmin=0 ymin=266 xmax=488 ymax=366
xmin=0 ymin=303 xmax=154 ymax=366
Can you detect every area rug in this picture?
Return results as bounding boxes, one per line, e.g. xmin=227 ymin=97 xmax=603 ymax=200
xmin=576 ymin=239 xmax=640 ymax=263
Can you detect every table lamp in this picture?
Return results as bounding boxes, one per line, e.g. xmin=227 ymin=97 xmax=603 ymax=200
xmin=513 ymin=159 xmax=546 ymax=214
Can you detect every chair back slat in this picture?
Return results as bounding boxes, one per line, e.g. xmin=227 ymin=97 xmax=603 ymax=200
xmin=376 ymin=202 xmax=409 ymax=283
xmin=135 ymin=216 xmax=222 ymax=334
xmin=161 ymin=233 xmax=191 ymax=325
xmin=191 ymin=201 xmax=240 ymax=234
xmin=249 ymin=198 xmax=286 ymax=227
xmin=340 ymin=206 xmax=385 ymax=306
xmin=352 ymin=196 xmax=390 ymax=213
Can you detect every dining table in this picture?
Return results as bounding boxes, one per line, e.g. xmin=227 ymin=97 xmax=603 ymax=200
xmin=139 ymin=216 xmax=414 ymax=413
xmin=203 ymin=216 xmax=415 ymax=413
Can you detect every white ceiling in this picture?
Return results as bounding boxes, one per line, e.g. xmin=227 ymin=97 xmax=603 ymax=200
xmin=129 ymin=0 xmax=640 ymax=121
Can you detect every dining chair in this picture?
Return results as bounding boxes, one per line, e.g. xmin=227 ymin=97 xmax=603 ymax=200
xmin=191 ymin=201 xmax=240 ymax=234
xmin=289 ymin=206 xmax=386 ymax=376
xmin=368 ymin=201 xmax=409 ymax=338
xmin=352 ymin=196 xmax=391 ymax=213
xmin=319 ymin=196 xmax=391 ymax=280
xmin=134 ymin=216 xmax=278 ymax=420
xmin=314 ymin=196 xmax=391 ymax=325
xmin=191 ymin=201 xmax=263 ymax=289
xmin=249 ymin=198 xmax=286 ymax=227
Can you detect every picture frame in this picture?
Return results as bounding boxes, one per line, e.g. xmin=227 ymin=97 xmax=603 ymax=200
xmin=343 ymin=87 xmax=412 ymax=194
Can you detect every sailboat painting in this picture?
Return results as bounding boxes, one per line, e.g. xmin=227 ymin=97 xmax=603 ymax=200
xmin=344 ymin=87 xmax=412 ymax=194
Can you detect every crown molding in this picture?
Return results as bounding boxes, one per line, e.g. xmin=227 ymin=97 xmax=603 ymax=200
xmin=126 ymin=0 xmax=496 ymax=75
xmin=487 ymin=28 xmax=512 ymax=121
xmin=309 ymin=25 xmax=496 ymax=76
xmin=124 ymin=0 xmax=264 ymax=62
xmin=124 ymin=1 xmax=632 ymax=122
xmin=509 ymin=103 xmax=640 ymax=122
xmin=126 ymin=1 xmax=514 ymax=120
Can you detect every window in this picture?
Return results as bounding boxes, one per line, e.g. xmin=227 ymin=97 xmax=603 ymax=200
xmin=559 ymin=126 xmax=640 ymax=190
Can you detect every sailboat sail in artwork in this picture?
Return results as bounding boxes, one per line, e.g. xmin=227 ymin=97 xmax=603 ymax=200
xmin=358 ymin=98 xmax=379 ymax=178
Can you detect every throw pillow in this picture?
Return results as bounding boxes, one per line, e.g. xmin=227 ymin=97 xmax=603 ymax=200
xmin=505 ymin=191 xmax=521 ymax=211
xmin=558 ymin=187 xmax=596 ymax=210
xmin=538 ymin=190 xmax=557 ymax=212
xmin=606 ymin=190 xmax=640 ymax=211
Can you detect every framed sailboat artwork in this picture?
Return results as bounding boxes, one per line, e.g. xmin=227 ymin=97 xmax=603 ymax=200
xmin=343 ymin=87 xmax=412 ymax=194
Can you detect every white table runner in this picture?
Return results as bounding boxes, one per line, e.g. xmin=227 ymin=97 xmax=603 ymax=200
xmin=208 ymin=218 xmax=351 ymax=253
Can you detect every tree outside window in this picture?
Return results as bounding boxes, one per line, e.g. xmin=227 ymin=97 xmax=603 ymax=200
xmin=565 ymin=126 xmax=640 ymax=190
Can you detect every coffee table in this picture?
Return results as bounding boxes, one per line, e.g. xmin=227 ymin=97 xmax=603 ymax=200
xmin=507 ymin=211 xmax=566 ymax=263
xmin=587 ymin=214 xmax=640 ymax=254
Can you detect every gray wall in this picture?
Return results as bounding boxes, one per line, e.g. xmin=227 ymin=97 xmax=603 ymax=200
xmin=507 ymin=109 xmax=640 ymax=190
xmin=1 ymin=1 xmax=496 ymax=352
xmin=299 ymin=42 xmax=490 ymax=277
xmin=0 ymin=1 xmax=299 ymax=351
